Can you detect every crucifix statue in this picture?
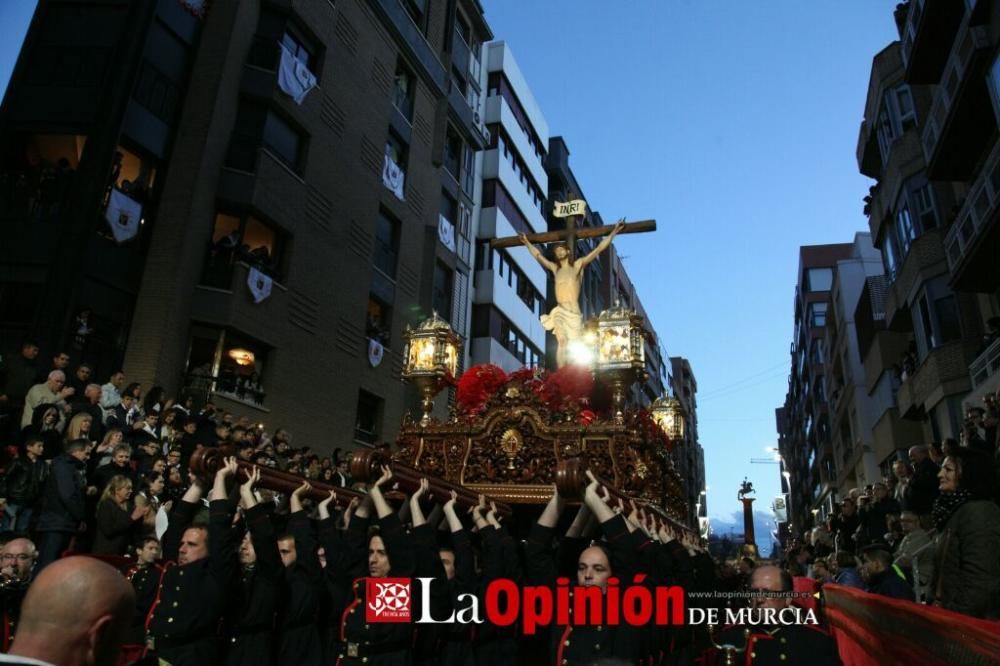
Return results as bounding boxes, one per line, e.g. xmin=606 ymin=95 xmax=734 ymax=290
xmin=490 ymin=197 xmax=656 ymax=368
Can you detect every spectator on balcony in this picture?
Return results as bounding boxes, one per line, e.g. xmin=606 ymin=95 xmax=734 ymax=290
xmin=962 ymin=407 xmax=990 ymax=454
xmin=980 ymin=316 xmax=1000 ymax=353
xmin=931 ymin=447 xmax=1000 ymax=619
xmin=893 ymin=510 xmax=934 ymax=602
xmin=861 ymin=545 xmax=914 ymax=602
xmin=830 ymin=497 xmax=860 ymax=553
xmin=907 ymin=445 xmax=939 ymax=517
xmin=21 ymin=371 xmax=73 ymax=431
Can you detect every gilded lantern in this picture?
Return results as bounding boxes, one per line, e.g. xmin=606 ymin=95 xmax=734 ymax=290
xmin=651 ymin=395 xmax=686 ymax=440
xmin=401 ymin=312 xmax=462 ymax=426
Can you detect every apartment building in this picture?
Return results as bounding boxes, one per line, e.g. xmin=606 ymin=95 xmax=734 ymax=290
xmin=777 ymin=244 xmax=853 ymax=531
xmin=670 ymin=356 xmax=706 ymax=530
xmin=469 ymin=41 xmax=549 ymax=372
xmin=0 ymin=0 xmax=493 ymax=450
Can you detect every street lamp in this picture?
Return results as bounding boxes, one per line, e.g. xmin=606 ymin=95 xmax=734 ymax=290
xmin=593 ymin=303 xmax=646 ymax=424
xmin=401 ymin=312 xmax=462 ymax=426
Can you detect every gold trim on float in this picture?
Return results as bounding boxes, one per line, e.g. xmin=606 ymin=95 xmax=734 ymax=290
xmin=465 ymin=484 xmax=557 ymax=503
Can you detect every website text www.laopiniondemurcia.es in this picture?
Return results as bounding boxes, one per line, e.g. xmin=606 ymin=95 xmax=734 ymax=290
xmin=364 ymin=577 xmax=819 ymax=633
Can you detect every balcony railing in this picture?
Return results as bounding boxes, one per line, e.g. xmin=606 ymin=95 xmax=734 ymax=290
xmin=184 ymin=372 xmax=267 ymax=409
xmin=944 ymin=139 xmax=1000 ymax=271
xmin=920 ymin=18 xmax=991 ymax=164
xmin=970 ymin=338 xmax=1000 ymax=387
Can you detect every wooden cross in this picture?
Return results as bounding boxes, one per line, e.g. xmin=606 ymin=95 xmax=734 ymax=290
xmin=490 ymin=194 xmax=656 ymax=260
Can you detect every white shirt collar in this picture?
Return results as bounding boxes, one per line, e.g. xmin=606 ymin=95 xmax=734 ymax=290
xmin=0 ymin=654 xmax=59 ymax=666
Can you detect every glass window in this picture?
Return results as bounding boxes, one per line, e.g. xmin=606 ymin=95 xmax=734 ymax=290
xmin=262 ymin=111 xmax=302 ymax=171
xmin=918 ymin=295 xmax=936 ymax=350
xmin=354 ymin=390 xmax=383 ymax=445
xmin=805 ymin=268 xmax=833 ymax=292
xmin=373 ymin=210 xmax=400 ymax=279
xmin=444 ymin=126 xmax=462 ymax=179
xmin=808 ymin=302 xmax=828 ymax=328
xmin=201 ymin=212 xmax=285 ymax=287
xmin=183 ymin=325 xmax=268 ymax=406
xmin=935 ymin=295 xmax=962 ymax=344
xmin=433 ymin=261 xmax=454 ymax=322
xmin=882 ymin=232 xmax=898 ymax=280
xmin=896 ymin=205 xmax=915 ymax=255
xmin=366 ymin=296 xmax=392 ymax=346
xmin=281 ymin=30 xmax=315 ymax=69
xmin=896 ymin=87 xmax=916 ymax=131
xmin=392 ymin=60 xmax=415 ymax=120
xmin=914 ymin=184 xmax=937 ymax=230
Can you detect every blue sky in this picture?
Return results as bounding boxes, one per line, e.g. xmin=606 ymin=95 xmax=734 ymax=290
xmin=1 ymin=2 xmax=902 ymax=551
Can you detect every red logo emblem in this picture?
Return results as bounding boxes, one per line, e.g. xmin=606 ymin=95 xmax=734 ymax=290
xmin=365 ymin=578 xmax=411 ymax=623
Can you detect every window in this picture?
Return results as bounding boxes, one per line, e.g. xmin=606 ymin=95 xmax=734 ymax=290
xmin=402 ymin=0 xmax=427 ymax=31
xmin=810 ymin=339 xmax=824 ymax=364
xmin=373 ymin=210 xmax=400 ymax=279
xmin=133 ymin=61 xmax=182 ymax=125
xmin=201 ymin=211 xmax=286 ymax=287
xmin=281 ymin=29 xmax=316 ymax=69
xmin=805 ymin=268 xmax=833 ymax=292
xmin=935 ymin=295 xmax=962 ymax=345
xmin=366 ymin=296 xmax=392 ymax=346
xmin=226 ymin=102 xmax=306 ymax=173
xmin=432 ymin=261 xmax=454 ymax=322
xmin=896 ymin=87 xmax=916 ymax=131
xmin=914 ymin=184 xmax=937 ymax=230
xmin=392 ymin=60 xmax=415 ymax=120
xmin=895 ymin=205 xmax=915 ymax=255
xmin=183 ymin=325 xmax=268 ymax=406
xmin=443 ymin=126 xmax=462 ymax=180
xmin=875 ymin=84 xmax=917 ymax=162
xmin=354 ymin=390 xmax=383 ymax=445
xmin=918 ymin=295 xmax=936 ymax=350
xmin=472 ymin=305 xmax=542 ymax=367
xmin=882 ymin=231 xmax=899 ymax=280
xmin=807 ymin=302 xmax=828 ymax=328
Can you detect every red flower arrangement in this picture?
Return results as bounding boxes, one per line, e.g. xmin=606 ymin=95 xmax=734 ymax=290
xmin=635 ymin=408 xmax=672 ymax=451
xmin=455 ymin=364 xmax=508 ymax=414
xmin=537 ymin=365 xmax=594 ymax=412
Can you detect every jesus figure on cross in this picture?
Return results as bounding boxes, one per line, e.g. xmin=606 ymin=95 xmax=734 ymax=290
xmin=519 ymin=219 xmax=625 ymax=367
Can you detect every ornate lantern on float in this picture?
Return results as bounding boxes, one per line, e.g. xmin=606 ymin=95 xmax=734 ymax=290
xmin=651 ymin=395 xmax=685 ymax=441
xmin=401 ymin=312 xmax=462 ymax=426
xmin=593 ymin=303 xmax=646 ymax=424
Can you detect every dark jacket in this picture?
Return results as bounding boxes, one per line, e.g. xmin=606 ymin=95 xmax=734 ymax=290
xmin=35 ymin=452 xmax=87 ymax=533
xmin=92 ymin=499 xmax=139 ymax=555
xmin=223 ymin=503 xmax=281 ymax=666
xmin=909 ymin=459 xmax=940 ymax=515
xmin=0 ymin=353 xmax=37 ymax=401
xmin=866 ymin=569 xmax=914 ymax=601
xmin=858 ymin=496 xmax=900 ymax=546
xmin=0 ymin=455 xmax=49 ymax=505
xmin=93 ymin=461 xmax=136 ymax=494
xmin=931 ymin=499 xmax=1000 ymax=619
xmin=277 ymin=511 xmax=324 ymax=666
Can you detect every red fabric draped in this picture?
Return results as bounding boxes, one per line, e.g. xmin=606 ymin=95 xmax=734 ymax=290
xmin=823 ymin=583 xmax=1000 ymax=665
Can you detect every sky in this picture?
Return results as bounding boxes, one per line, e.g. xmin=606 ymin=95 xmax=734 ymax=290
xmin=0 ymin=1 xmax=902 ymax=553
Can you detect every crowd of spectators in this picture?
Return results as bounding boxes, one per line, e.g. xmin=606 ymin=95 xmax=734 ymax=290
xmin=777 ymin=407 xmax=1000 ymax=620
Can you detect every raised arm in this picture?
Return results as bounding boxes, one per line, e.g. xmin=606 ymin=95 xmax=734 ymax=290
xmin=368 ymin=465 xmax=395 ymax=519
xmin=519 ymin=233 xmax=558 ymax=273
xmin=577 ymin=219 xmax=625 ymax=269
xmin=409 ymin=477 xmax=430 ymax=527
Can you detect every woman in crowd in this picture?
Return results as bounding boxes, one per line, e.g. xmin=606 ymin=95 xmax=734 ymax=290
xmin=930 ymin=447 xmax=1000 ymax=618
xmin=22 ymin=403 xmax=63 ymax=459
xmin=92 ymin=474 xmax=147 ymax=555
xmin=63 ymin=412 xmax=93 ymax=445
xmin=133 ymin=472 xmax=166 ymax=540
xmin=93 ymin=427 xmax=123 ymax=466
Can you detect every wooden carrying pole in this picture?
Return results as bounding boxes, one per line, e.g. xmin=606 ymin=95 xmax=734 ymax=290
xmin=190 ymin=446 xmax=364 ymax=504
xmin=555 ymin=458 xmax=694 ymax=538
xmin=489 ymin=220 xmax=656 ymax=249
xmin=349 ymin=449 xmax=513 ymax=517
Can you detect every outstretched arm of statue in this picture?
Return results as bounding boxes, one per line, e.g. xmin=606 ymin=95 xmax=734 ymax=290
xmin=577 ymin=218 xmax=626 ymax=268
xmin=518 ymin=233 xmax=558 ymax=273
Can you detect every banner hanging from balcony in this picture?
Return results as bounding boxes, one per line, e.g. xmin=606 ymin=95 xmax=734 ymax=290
xmin=277 ymin=43 xmax=317 ymax=105
xmin=368 ymin=338 xmax=385 ymax=368
xmin=105 ymin=189 xmax=142 ymax=243
xmin=438 ymin=215 xmax=456 ymax=252
xmin=773 ymin=496 xmax=787 ymax=522
xmin=382 ymin=154 xmax=405 ymax=200
xmin=247 ymin=266 xmax=272 ymax=304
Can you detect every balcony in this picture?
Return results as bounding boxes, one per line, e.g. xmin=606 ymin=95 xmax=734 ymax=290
xmin=877 ymin=128 xmax=925 ymax=227
xmin=183 ymin=370 xmax=268 ymax=412
xmin=191 ymin=262 xmax=286 ymax=345
xmin=944 ymin=139 xmax=1000 ymax=292
xmin=962 ymin=338 xmax=1000 ymax=412
xmin=871 ymin=406 xmax=924 ymax=464
xmin=885 ymin=229 xmax=947 ymax=329
xmin=217 ymin=149 xmax=306 ymax=227
xmin=921 ymin=18 xmax=994 ymax=180
xmin=896 ymin=339 xmax=978 ymax=418
xmin=901 ymin=0 xmax=967 ymax=84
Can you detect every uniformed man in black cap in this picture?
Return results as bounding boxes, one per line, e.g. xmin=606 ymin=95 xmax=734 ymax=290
xmin=703 ymin=565 xmax=841 ymax=666
xmin=146 ymin=457 xmax=239 ymax=666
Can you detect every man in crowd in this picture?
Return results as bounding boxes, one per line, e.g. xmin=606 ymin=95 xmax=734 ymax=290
xmin=0 ymin=340 xmax=39 ymax=440
xmin=861 ymin=545 xmax=914 ymax=601
xmin=3 ymin=556 xmax=134 ymax=666
xmin=893 ymin=510 xmax=934 ymax=602
xmin=34 ymin=439 xmax=91 ymax=571
xmin=106 ymin=391 xmax=136 ymax=429
xmin=0 ymin=438 xmax=49 ymax=533
xmin=20 ymin=370 xmax=73 ymax=431
xmin=100 ymin=370 xmax=126 ymax=417
xmin=71 ymin=382 xmax=105 ymax=442
xmin=0 ymin=537 xmax=38 ymax=651
xmin=908 ymin=445 xmax=939 ymax=517
xmin=33 ymin=351 xmax=71 ymax=384
xmin=66 ymin=363 xmax=93 ymax=397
